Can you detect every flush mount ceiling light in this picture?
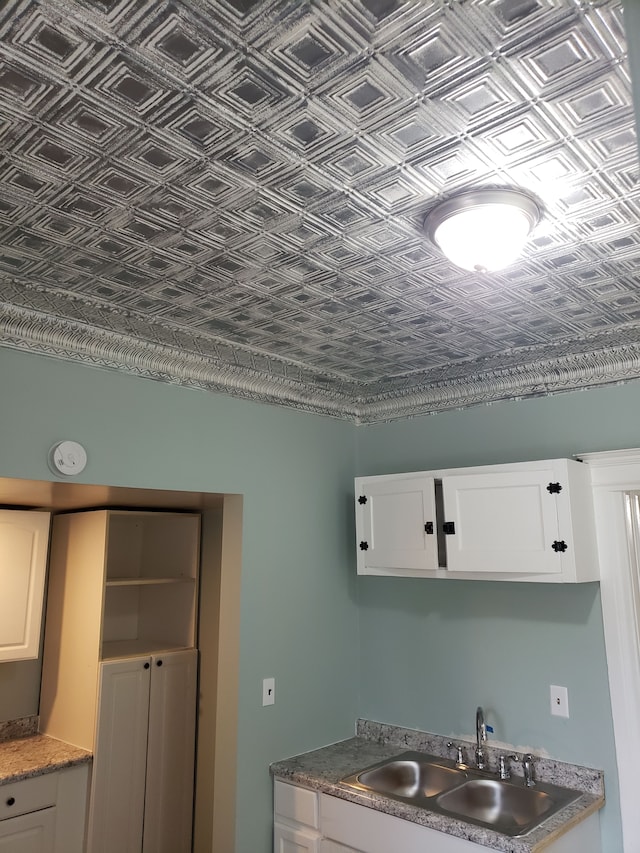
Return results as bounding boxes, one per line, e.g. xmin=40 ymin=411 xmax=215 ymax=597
xmin=424 ymin=188 xmax=542 ymax=273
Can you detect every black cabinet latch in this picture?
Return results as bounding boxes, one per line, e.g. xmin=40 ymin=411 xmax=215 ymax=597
xmin=425 ymin=522 xmax=434 ymax=534
xmin=442 ymin=522 xmax=456 ymax=535
xmin=552 ymin=540 xmax=568 ymax=553
xmin=547 ymin=482 xmax=562 ymax=494
xmin=358 ymin=495 xmax=367 ymax=505
xmin=359 ymin=541 xmax=369 ymax=551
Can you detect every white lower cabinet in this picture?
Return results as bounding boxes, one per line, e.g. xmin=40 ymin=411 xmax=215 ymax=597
xmin=320 ymin=793 xmax=482 ymax=853
xmin=276 ymin=782 xmax=601 ymax=853
xmin=87 ymin=649 xmax=197 ymax=853
xmin=274 ymin=822 xmax=320 ymax=853
xmin=0 ymin=809 xmax=55 ymax=853
xmin=0 ymin=766 xmax=88 ymax=853
xmin=274 ymin=782 xmax=321 ymax=853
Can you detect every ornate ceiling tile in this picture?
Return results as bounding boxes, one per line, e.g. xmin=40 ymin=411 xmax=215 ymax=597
xmin=0 ymin=0 xmax=639 ymax=422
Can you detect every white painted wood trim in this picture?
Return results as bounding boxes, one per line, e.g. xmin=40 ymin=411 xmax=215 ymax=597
xmin=585 ymin=450 xmax=640 ymax=852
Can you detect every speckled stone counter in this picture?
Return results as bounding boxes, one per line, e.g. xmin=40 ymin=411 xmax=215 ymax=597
xmin=270 ymin=720 xmax=604 ymax=853
xmin=0 ymin=720 xmax=91 ymax=785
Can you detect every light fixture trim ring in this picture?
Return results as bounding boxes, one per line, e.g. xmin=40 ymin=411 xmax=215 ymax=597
xmin=424 ymin=188 xmax=542 ymax=247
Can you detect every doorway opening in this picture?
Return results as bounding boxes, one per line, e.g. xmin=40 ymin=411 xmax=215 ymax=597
xmin=0 ymin=475 xmax=242 ymax=853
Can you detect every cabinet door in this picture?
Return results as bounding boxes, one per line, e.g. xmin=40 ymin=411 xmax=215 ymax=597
xmin=87 ymin=658 xmax=151 ymax=853
xmin=143 ymin=649 xmax=198 ymax=853
xmin=0 ymin=511 xmax=50 ymax=662
xmin=274 ymin=822 xmax=320 ymax=853
xmin=442 ymin=470 xmax=561 ymax=575
xmin=0 ymin=807 xmax=56 ymax=853
xmin=355 ymin=476 xmax=438 ymax=574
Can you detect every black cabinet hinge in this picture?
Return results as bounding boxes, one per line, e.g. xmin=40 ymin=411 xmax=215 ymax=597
xmin=425 ymin=522 xmax=434 ymax=535
xmin=547 ymin=482 xmax=562 ymax=494
xmin=552 ymin=540 xmax=568 ymax=553
xmin=359 ymin=541 xmax=369 ymax=551
xmin=358 ymin=495 xmax=367 ymax=505
xmin=442 ymin=522 xmax=456 ymax=535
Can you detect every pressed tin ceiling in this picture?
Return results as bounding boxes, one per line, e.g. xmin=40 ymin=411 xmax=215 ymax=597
xmin=0 ymin=0 xmax=639 ymax=423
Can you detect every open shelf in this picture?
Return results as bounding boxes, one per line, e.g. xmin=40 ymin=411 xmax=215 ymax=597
xmin=101 ymin=569 xmax=196 ymax=659
xmin=105 ymin=512 xmax=200 ymax=583
xmin=101 ymin=639 xmax=192 ymax=660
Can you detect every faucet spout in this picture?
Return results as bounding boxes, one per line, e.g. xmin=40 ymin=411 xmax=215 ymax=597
xmin=475 ymin=706 xmax=487 ymax=770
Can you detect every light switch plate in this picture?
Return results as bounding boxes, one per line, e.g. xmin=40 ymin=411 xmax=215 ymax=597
xmin=262 ymin=677 xmax=275 ymax=706
xmin=550 ymin=684 xmax=569 ymax=718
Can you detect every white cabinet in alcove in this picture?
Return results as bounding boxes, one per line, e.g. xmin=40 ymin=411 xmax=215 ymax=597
xmin=0 ymin=510 xmax=50 ymax=661
xmin=40 ymin=509 xmax=200 ymax=853
xmin=88 ymin=649 xmax=197 ymax=853
xmin=355 ymin=459 xmax=598 ymax=582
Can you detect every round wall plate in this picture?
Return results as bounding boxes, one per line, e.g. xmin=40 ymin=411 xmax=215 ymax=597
xmin=48 ymin=441 xmax=87 ymax=476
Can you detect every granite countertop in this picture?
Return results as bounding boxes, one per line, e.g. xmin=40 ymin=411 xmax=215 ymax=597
xmin=0 ymin=717 xmax=91 ymax=785
xmin=270 ymin=720 xmax=605 ymax=853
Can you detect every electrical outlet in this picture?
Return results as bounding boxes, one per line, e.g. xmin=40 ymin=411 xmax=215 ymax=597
xmin=550 ymin=684 xmax=569 ymax=718
xmin=262 ymin=677 xmax=275 ymax=706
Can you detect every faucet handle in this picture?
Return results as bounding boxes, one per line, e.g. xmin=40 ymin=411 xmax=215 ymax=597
xmin=522 ymin=754 xmax=536 ymax=787
xmin=498 ymin=753 xmax=519 ymax=780
xmin=446 ymin=741 xmax=467 ymax=769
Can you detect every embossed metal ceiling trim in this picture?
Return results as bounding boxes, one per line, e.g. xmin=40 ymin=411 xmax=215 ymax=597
xmin=1 ymin=0 xmax=639 ymax=423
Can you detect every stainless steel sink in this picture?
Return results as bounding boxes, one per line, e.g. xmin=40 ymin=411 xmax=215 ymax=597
xmin=436 ymin=778 xmax=559 ymax=835
xmin=355 ymin=756 xmax=465 ymax=798
xmin=340 ymin=752 xmax=583 ymax=838
xmin=341 ymin=752 xmax=467 ymax=801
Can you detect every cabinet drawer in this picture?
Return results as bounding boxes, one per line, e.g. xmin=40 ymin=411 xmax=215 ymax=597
xmin=274 ymin=781 xmax=318 ymax=828
xmin=0 ymin=773 xmax=58 ymax=821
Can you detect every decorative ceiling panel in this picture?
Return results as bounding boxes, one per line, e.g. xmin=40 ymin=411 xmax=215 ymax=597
xmin=1 ymin=0 xmax=639 ymax=422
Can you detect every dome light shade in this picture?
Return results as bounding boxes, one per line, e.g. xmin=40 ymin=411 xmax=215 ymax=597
xmin=425 ymin=189 xmax=541 ymax=273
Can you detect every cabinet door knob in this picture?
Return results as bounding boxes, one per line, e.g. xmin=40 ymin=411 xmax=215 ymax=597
xmin=156 ymin=659 xmax=163 ymax=667
xmin=6 ymin=797 xmax=15 ymax=806
xmin=144 ymin=662 xmax=150 ymax=669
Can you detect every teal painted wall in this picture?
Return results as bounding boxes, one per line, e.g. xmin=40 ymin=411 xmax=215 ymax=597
xmin=356 ymin=382 xmax=640 ymax=853
xmin=3 ymin=344 xmax=640 ymax=853
xmin=0 ymin=347 xmax=359 ymax=853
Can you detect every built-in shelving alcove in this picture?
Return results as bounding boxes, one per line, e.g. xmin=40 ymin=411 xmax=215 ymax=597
xmin=0 ymin=475 xmax=241 ymax=853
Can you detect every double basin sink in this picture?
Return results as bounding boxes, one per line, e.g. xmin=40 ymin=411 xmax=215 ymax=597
xmin=341 ymin=751 xmax=581 ymax=837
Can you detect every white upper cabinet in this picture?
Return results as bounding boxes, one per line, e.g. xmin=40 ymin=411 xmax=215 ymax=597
xmin=0 ymin=510 xmax=50 ymax=661
xmin=355 ymin=459 xmax=598 ymax=583
xmin=355 ymin=475 xmax=438 ymax=574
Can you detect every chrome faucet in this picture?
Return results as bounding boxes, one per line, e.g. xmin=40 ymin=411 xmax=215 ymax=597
xmin=475 ymin=706 xmax=487 ymax=770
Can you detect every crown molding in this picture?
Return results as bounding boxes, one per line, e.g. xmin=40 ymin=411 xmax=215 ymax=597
xmin=0 ymin=303 xmax=359 ymax=419
xmin=2 ymin=303 xmax=640 ymax=424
